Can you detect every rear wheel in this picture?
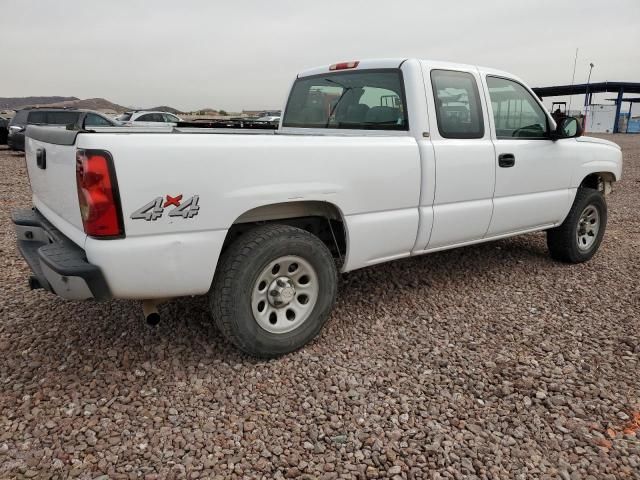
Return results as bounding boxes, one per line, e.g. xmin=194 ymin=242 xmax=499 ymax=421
xmin=547 ymin=187 xmax=607 ymax=263
xmin=210 ymin=224 xmax=338 ymax=358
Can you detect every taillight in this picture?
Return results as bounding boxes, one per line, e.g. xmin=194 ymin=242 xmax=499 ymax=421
xmin=75 ymin=149 xmax=124 ymax=238
xmin=329 ymin=61 xmax=359 ymax=71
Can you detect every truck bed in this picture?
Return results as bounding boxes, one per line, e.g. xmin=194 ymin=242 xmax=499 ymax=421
xmin=23 ymin=124 xmax=421 ymax=298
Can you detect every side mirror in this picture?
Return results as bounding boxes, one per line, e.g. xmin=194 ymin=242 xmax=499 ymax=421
xmin=552 ymin=116 xmax=583 ymax=140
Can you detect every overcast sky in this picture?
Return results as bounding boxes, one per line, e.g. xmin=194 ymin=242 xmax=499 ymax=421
xmin=2 ymin=0 xmax=639 ymax=112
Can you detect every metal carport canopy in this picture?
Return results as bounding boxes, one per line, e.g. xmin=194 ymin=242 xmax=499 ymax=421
xmin=532 ymin=81 xmax=640 ymax=133
xmin=532 ymin=82 xmax=640 ymax=97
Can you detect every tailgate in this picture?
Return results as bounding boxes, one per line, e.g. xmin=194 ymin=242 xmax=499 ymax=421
xmin=25 ymin=126 xmax=86 ymax=246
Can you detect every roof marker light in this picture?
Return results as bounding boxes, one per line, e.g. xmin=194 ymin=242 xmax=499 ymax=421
xmin=329 ymin=61 xmax=360 ymax=71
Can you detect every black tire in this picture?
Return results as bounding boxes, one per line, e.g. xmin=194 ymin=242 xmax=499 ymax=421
xmin=547 ymin=187 xmax=607 ymax=263
xmin=210 ymin=224 xmax=338 ymax=358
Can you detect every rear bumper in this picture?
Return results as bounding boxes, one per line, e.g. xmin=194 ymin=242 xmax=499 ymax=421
xmin=12 ymin=208 xmax=111 ymax=300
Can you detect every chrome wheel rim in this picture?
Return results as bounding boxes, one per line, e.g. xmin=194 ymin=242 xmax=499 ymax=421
xmin=576 ymin=205 xmax=600 ymax=251
xmin=251 ymin=255 xmax=318 ymax=334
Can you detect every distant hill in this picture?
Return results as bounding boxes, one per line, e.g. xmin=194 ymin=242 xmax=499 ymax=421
xmin=144 ymin=105 xmax=183 ymax=114
xmin=0 ymin=96 xmax=78 ymax=110
xmin=0 ymin=96 xmax=128 ymax=113
xmin=0 ymin=96 xmax=190 ymax=114
xmin=44 ymin=98 xmax=129 ymax=113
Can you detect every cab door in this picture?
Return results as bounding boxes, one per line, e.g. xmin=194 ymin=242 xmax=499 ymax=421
xmin=422 ymin=66 xmax=496 ymax=249
xmin=481 ymin=74 xmax=573 ymax=236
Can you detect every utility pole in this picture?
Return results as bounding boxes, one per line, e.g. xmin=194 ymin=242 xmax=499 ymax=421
xmin=583 ymin=62 xmax=595 ymax=128
xmin=567 ymin=48 xmax=579 ymax=116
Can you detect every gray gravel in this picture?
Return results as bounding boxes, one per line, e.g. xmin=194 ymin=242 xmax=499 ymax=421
xmin=1 ymin=135 xmax=639 ymax=479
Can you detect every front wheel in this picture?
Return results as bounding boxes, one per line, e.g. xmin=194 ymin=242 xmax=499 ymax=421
xmin=547 ymin=187 xmax=607 ymax=263
xmin=210 ymin=224 xmax=338 ymax=358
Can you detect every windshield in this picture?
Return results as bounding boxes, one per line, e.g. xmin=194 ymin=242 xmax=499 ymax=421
xmin=282 ymin=69 xmax=408 ymax=130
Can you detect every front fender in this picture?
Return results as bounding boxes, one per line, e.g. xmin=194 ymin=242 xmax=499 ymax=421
xmin=570 ymin=139 xmax=623 ymax=188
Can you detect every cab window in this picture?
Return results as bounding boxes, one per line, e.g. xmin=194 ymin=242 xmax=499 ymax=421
xmin=486 ymin=76 xmax=549 ymax=139
xmin=282 ymin=69 xmax=408 ymax=130
xmin=431 ymin=70 xmax=484 ymax=139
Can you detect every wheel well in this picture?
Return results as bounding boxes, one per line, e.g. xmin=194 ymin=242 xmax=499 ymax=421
xmin=580 ymin=172 xmax=616 ymax=191
xmin=223 ymin=201 xmax=347 ymax=260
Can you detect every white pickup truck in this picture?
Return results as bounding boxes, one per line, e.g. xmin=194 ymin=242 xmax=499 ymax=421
xmin=13 ymin=58 xmax=622 ymax=357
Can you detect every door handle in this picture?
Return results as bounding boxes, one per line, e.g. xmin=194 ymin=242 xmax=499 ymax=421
xmin=498 ymin=153 xmax=515 ymax=168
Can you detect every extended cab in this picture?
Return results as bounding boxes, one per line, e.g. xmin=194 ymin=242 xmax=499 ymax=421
xmin=13 ymin=59 xmax=623 ymax=357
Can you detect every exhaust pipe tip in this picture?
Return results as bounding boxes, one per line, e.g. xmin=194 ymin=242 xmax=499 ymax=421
xmin=145 ymin=312 xmax=161 ymax=326
xmin=142 ymin=299 xmax=164 ymax=326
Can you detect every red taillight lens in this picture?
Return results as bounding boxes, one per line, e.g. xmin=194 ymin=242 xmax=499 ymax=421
xmin=329 ymin=61 xmax=359 ymax=71
xmin=75 ymin=149 xmax=124 ymax=237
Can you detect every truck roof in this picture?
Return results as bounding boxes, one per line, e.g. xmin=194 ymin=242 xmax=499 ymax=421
xmin=297 ymin=58 xmax=515 ymax=81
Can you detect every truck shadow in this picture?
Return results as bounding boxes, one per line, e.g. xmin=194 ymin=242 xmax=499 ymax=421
xmin=2 ymin=231 xmax=553 ymax=390
xmin=341 ymin=232 xmax=550 ymax=291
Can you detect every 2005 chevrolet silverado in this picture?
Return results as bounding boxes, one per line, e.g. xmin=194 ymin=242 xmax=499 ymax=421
xmin=12 ymin=59 xmax=622 ymax=357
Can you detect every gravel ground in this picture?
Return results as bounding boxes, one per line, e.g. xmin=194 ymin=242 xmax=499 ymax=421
xmin=0 ymin=135 xmax=638 ymax=479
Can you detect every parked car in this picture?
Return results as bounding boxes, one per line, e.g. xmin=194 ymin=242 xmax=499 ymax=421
xmin=178 ymin=117 xmax=278 ymax=129
xmin=115 ymin=111 xmax=182 ymax=126
xmin=255 ymin=115 xmax=281 ymax=126
xmin=7 ymin=108 xmax=118 ymax=151
xmin=12 ymin=58 xmax=622 ymax=358
xmin=0 ymin=117 xmax=8 ymax=144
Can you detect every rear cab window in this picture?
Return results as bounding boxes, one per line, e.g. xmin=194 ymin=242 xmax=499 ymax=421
xmin=431 ymin=70 xmax=484 ymax=139
xmin=282 ymin=69 xmax=409 ymax=130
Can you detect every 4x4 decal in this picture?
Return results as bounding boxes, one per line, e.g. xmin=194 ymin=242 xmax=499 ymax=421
xmin=131 ymin=194 xmax=200 ymax=221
